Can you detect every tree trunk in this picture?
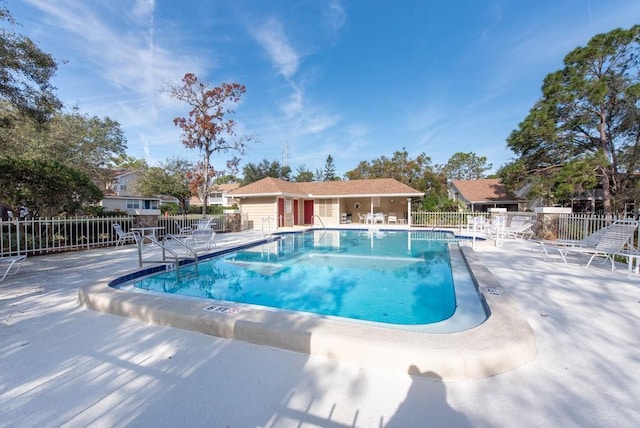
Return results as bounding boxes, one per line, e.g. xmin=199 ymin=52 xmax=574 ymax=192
xmin=202 ymin=148 xmax=212 ymax=217
xmin=600 ymin=168 xmax=612 ymax=216
xmin=599 ymin=110 xmax=612 ymax=216
xmin=201 ymin=162 xmax=208 ymax=217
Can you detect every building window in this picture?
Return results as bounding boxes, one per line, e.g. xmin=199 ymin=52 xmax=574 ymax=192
xmin=317 ymin=199 xmax=333 ymax=217
xmin=143 ymin=200 xmax=158 ymax=209
xmin=126 ymin=200 xmax=140 ymax=209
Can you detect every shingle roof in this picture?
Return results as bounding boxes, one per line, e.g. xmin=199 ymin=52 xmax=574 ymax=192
xmin=228 ymin=177 xmax=424 ymax=198
xmin=450 ymin=179 xmax=523 ymax=203
xmin=213 ymin=183 xmax=240 ymax=192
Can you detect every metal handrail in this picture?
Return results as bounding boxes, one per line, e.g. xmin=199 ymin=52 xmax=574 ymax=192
xmin=163 ymin=234 xmax=199 ymax=270
xmin=312 ymin=215 xmax=326 ymax=229
xmin=138 ymin=234 xmax=198 ymax=279
xmin=262 ymin=216 xmax=272 ymax=235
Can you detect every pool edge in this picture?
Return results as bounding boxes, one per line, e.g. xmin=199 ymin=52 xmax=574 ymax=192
xmin=77 ymin=245 xmax=537 ymax=382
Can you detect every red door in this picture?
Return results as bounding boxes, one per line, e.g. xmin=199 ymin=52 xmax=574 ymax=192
xmin=293 ymin=199 xmax=299 ymax=225
xmin=303 ymin=200 xmax=314 ymax=225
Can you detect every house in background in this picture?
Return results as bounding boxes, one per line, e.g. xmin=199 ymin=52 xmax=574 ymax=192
xmin=228 ymin=177 xmax=424 ymax=229
xmin=99 ymin=169 xmax=161 ymax=216
xmin=188 ymin=183 xmax=241 ymax=209
xmin=448 ymin=179 xmax=527 ymax=212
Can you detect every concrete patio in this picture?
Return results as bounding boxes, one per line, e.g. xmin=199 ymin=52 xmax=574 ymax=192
xmin=1 ymin=237 xmax=639 ymax=427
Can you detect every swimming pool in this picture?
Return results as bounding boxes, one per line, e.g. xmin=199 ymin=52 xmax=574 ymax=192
xmin=124 ymin=229 xmax=487 ymax=331
xmin=79 ymin=228 xmax=537 ymax=380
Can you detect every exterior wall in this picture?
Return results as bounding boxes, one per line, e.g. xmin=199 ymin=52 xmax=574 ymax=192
xmin=101 ymin=198 xmax=128 ymax=212
xmin=314 ymin=198 xmax=340 ymax=226
xmin=110 ymin=172 xmax=140 ymax=197
xmin=240 ymin=197 xmax=276 ymax=230
xmin=240 ymin=195 xmax=421 ymax=227
xmin=100 ymin=197 xmax=161 ymax=216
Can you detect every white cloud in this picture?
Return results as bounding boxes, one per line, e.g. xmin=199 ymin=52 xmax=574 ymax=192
xmin=22 ymin=0 xmax=207 ymax=164
xmin=281 ymin=84 xmax=304 ymax=117
xmin=251 ymin=17 xmax=300 ymax=79
xmin=133 ymin=0 xmax=155 ymax=22
xmin=324 ymin=0 xmax=346 ymax=35
xmin=24 ymin=0 xmax=201 ymax=101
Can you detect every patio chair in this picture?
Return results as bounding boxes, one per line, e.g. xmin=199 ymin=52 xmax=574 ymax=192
xmin=373 ymin=213 xmax=385 ymax=224
xmin=1 ymin=255 xmax=26 ymax=282
xmin=388 ymin=212 xmax=398 ymax=224
xmin=186 ymin=228 xmax=216 ymax=249
xmin=174 ymin=220 xmax=193 ymax=235
xmin=176 ymin=218 xmax=214 ymax=248
xmin=194 ymin=218 xmax=212 ymax=230
xmin=538 ymin=219 xmax=638 ymax=270
xmin=469 ymin=216 xmax=486 ymax=233
xmin=504 ymin=221 xmax=535 ymax=240
xmin=113 ymin=223 xmax=139 ymax=247
xmin=357 ymin=213 xmax=366 ymax=223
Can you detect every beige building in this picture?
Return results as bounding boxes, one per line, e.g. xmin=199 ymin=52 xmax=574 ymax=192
xmin=228 ymin=177 xmax=424 ymax=229
xmin=448 ymin=179 xmax=526 ymax=212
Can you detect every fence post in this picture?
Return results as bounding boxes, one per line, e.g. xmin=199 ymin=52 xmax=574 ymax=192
xmin=534 ymin=207 xmax=573 ymax=240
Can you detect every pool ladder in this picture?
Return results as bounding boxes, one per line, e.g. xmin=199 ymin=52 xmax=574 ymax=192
xmin=136 ymin=234 xmax=198 ymax=279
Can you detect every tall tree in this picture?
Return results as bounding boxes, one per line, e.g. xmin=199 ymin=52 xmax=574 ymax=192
xmin=0 ymin=2 xmax=61 ymax=124
xmin=503 ymin=25 xmax=640 ymax=214
xmin=0 ymin=157 xmax=102 ymax=217
xmin=0 ymin=107 xmax=127 ymax=184
xmin=293 ymin=164 xmax=314 ymax=182
xmin=242 ymin=159 xmax=291 ymax=184
xmin=113 ymin=154 xmax=148 ymax=170
xmin=345 ymin=148 xmax=438 ymax=191
xmin=439 ymin=152 xmax=492 ymax=181
xmin=169 ymin=73 xmax=251 ymax=215
xmin=322 ymin=155 xmax=339 ymax=181
xmin=136 ymin=157 xmax=193 ymax=214
xmin=344 ymin=149 xmax=448 ymax=210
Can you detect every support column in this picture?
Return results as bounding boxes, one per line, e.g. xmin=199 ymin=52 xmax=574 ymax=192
xmin=407 ymin=198 xmax=412 ymax=227
xmin=534 ymin=207 xmax=572 ymax=240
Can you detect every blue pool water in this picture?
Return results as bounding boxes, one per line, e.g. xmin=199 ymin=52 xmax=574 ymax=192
xmin=131 ymin=229 xmax=470 ymax=325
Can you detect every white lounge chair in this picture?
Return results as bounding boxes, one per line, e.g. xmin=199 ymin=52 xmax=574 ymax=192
xmin=388 ymin=212 xmax=397 ymax=224
xmin=536 ymin=224 xmax=610 ymax=249
xmin=374 ymin=213 xmax=385 ymax=224
xmin=538 ymin=219 xmax=638 ymax=270
xmin=504 ymin=221 xmax=535 ymax=240
xmin=112 ymin=223 xmax=139 ymax=247
xmin=1 ymin=255 xmax=26 ymax=282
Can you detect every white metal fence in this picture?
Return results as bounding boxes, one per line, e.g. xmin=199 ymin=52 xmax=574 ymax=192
xmin=2 ymin=211 xmax=637 ymax=257
xmin=0 ymin=214 xmax=229 ymax=257
xmin=410 ymin=211 xmax=536 ymax=228
xmin=557 ymin=213 xmax=639 ymax=242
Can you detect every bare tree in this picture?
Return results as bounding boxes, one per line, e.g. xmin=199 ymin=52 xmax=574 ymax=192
xmin=168 ymin=73 xmax=251 ymax=215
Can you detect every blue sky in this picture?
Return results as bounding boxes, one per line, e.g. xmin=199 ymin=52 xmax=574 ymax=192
xmin=8 ymin=0 xmax=640 ymax=177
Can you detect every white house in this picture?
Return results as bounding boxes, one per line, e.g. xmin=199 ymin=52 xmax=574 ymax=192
xmin=99 ymin=169 xmax=161 ymax=216
xmin=188 ymin=183 xmax=241 ymax=208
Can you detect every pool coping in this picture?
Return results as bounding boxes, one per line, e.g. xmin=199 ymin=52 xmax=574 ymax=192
xmin=78 ymin=241 xmax=537 ymax=382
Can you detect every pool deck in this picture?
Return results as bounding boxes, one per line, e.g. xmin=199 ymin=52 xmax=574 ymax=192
xmin=1 ymin=233 xmax=639 ymax=426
